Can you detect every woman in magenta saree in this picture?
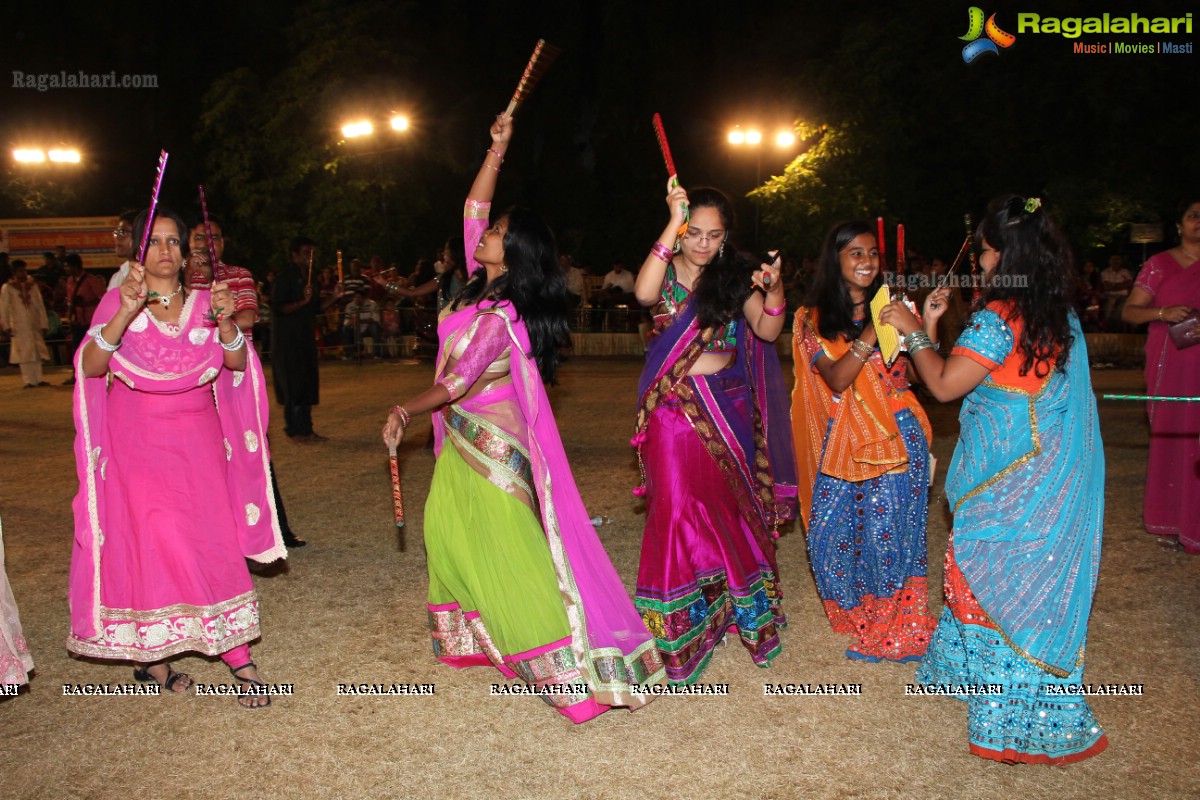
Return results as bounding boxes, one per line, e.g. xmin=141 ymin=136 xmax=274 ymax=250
xmin=383 ymin=115 xmax=663 ymax=723
xmin=1122 ymin=199 xmax=1200 ymax=553
xmin=68 ymin=210 xmax=284 ymax=707
xmin=632 ymin=183 xmax=797 ymax=684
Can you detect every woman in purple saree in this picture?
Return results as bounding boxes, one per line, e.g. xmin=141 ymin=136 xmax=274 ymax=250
xmin=68 ymin=210 xmax=284 ymax=708
xmin=383 ymin=114 xmax=664 ymax=723
xmin=632 ymin=182 xmax=797 ymax=684
xmin=1122 ymin=198 xmax=1200 ymax=554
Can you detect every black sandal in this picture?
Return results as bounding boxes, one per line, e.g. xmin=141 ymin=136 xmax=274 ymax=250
xmin=133 ymin=663 xmax=193 ymax=694
xmin=229 ymin=661 xmax=271 ymax=709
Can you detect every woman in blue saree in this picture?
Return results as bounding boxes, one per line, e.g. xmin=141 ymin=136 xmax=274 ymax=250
xmin=881 ymin=194 xmax=1107 ymax=764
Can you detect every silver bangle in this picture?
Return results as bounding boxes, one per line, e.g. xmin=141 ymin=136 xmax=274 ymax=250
xmin=92 ymin=328 xmax=121 ymax=352
xmin=219 ymin=328 xmax=246 ymax=352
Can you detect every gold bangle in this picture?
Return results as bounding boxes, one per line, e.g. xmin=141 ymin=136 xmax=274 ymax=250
xmin=1158 ymin=307 xmax=1165 ymax=321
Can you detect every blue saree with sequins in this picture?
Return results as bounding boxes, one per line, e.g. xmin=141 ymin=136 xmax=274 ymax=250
xmin=917 ymin=309 xmax=1107 ymax=764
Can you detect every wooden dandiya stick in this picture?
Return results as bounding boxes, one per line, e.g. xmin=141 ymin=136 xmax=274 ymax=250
xmin=896 ymin=223 xmax=906 ymax=275
xmin=135 ymin=150 xmax=169 ymax=264
xmin=937 ymin=234 xmax=973 ymax=288
xmin=197 ymin=186 xmax=219 ymax=272
xmin=1102 ymin=394 xmax=1200 ymax=402
xmin=387 ymin=439 xmax=405 ymax=527
xmin=306 ymin=247 xmax=315 ymax=287
xmin=965 ymin=212 xmax=980 ymax=299
xmin=505 ymin=39 xmax=559 ymax=117
xmin=336 ymin=249 xmax=344 ymax=284
xmin=652 ymin=113 xmax=689 ymax=235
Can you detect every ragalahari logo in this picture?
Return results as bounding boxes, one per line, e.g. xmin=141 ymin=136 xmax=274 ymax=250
xmin=960 ymin=7 xmax=1017 ymax=62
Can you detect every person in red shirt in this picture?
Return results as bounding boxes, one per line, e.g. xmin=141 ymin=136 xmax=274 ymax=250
xmin=63 ymin=254 xmax=106 ymax=385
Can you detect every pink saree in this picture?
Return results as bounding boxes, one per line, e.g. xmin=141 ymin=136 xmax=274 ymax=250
xmin=67 ymin=288 xmax=285 ymax=661
xmin=1135 ymin=251 xmax=1200 ymax=552
xmin=426 ymin=300 xmax=665 ymax=721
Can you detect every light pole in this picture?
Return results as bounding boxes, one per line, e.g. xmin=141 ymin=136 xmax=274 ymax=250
xmin=338 ymin=114 xmax=411 ymax=229
xmin=727 ymin=126 xmax=796 ymax=250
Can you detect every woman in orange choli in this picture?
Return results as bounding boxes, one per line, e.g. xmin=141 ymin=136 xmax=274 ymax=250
xmin=791 ymin=220 xmax=937 ymax=663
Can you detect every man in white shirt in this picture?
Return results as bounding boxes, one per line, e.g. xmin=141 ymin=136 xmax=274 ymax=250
xmin=106 ymin=211 xmax=138 ymax=290
xmin=1100 ymin=254 xmax=1134 ymax=330
xmin=598 ymin=261 xmax=637 ymax=307
xmin=560 ymin=254 xmax=588 ymax=308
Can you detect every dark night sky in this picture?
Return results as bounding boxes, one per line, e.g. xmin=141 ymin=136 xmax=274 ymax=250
xmin=1 ymin=0 xmax=1195 ymax=267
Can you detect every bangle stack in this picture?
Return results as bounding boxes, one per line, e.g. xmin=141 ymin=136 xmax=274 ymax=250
xmin=390 ymin=405 xmax=411 ymax=428
xmin=904 ymin=330 xmax=936 ymax=355
xmin=650 ymin=242 xmax=674 ymax=265
xmin=762 ymin=302 xmax=785 ymax=317
xmin=93 ymin=328 xmax=121 ymax=353
xmin=849 ymin=339 xmax=873 ymax=363
xmin=484 ymin=148 xmax=504 ymax=172
xmin=218 ymin=328 xmax=246 ymax=352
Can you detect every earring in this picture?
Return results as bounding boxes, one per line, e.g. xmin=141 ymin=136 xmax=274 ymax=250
xmin=673 ymin=237 xmax=681 ymax=254
xmin=500 ymin=264 xmax=508 ymax=273
xmin=718 ymin=242 xmax=725 ymax=258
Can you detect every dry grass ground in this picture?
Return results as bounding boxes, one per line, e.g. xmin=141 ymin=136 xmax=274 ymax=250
xmin=0 ymin=357 xmax=1197 ymax=800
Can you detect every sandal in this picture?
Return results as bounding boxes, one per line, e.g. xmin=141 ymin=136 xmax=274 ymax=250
xmin=229 ymin=661 xmax=271 ymax=709
xmin=133 ymin=663 xmax=193 ymax=694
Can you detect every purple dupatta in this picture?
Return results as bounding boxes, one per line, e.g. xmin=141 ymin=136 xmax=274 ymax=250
xmin=635 ymin=301 xmax=797 ymax=541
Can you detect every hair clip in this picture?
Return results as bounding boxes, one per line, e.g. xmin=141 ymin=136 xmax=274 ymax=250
xmin=1024 ymin=197 xmax=1042 ymax=214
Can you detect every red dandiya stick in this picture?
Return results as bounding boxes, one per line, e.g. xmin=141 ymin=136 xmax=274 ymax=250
xmin=896 ymin=223 xmax=906 ymax=275
xmin=388 ymin=440 xmax=405 ymax=527
xmin=506 ymin=39 xmax=546 ymax=116
xmin=136 ymin=150 xmax=169 ymax=263
xmin=336 ymin=249 xmax=344 ymax=284
xmin=652 ymin=113 xmax=689 ymax=233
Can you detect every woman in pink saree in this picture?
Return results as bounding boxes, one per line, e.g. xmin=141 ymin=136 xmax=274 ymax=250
xmin=68 ymin=209 xmax=285 ymax=708
xmin=382 ymin=114 xmax=664 ymax=722
xmin=1122 ymin=198 xmax=1200 ymax=554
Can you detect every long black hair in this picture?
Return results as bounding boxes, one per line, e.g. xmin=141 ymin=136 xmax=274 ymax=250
xmin=974 ymin=193 xmax=1076 ymax=376
xmin=686 ymin=187 xmax=758 ymax=329
xmin=806 ymin=220 xmax=883 ymax=341
xmin=453 ymin=207 xmax=571 ymax=383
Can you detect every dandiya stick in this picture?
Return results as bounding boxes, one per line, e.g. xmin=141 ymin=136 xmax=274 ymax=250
xmin=337 ymin=249 xmax=344 ymax=284
xmin=197 ymin=185 xmax=219 ymax=272
xmin=135 ymin=150 xmax=169 ymax=263
xmin=652 ymin=113 xmax=689 ymax=234
xmin=896 ymin=223 xmax=906 ymax=275
xmin=388 ymin=440 xmax=405 ymax=527
xmin=505 ymin=39 xmax=560 ymax=116
xmin=876 ymin=216 xmax=887 ymax=272
xmin=306 ymin=248 xmax=315 ymax=287
xmin=938 ymin=234 xmax=973 ymax=288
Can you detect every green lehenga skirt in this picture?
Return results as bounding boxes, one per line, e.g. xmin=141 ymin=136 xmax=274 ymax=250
xmin=425 ymin=441 xmax=599 ymax=718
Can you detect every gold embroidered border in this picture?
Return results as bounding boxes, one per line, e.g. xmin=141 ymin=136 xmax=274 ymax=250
xmin=952 ymin=382 xmax=1046 ymax=514
xmin=442 ymin=406 xmax=534 ymax=499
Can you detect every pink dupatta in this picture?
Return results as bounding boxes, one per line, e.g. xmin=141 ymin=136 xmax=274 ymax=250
xmin=433 ymin=300 xmax=665 ymax=707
